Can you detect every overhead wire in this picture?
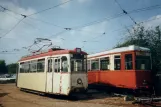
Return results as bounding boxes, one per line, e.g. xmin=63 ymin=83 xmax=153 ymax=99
xmin=1 ymin=2 xmax=161 ymax=39
xmin=27 ymin=0 xmax=74 ymax=17
xmin=1 ymin=2 xmax=161 ymax=53
xmin=2 ymin=11 xmax=45 ymax=33
xmin=72 ymin=3 xmax=161 ymax=30
xmin=81 ymin=14 xmax=161 ymax=46
xmin=0 ymin=17 xmax=25 ymax=39
xmin=114 ymin=0 xmax=137 ymax=24
xmin=27 ymin=17 xmax=64 ymax=28
xmin=0 ymin=5 xmax=23 ymax=16
xmin=1 ymin=0 xmax=74 ymax=17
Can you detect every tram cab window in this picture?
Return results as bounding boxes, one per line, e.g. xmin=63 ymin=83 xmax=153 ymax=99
xmin=136 ymin=55 xmax=151 ymax=70
xmin=100 ymin=57 xmax=110 ymax=70
xmin=114 ymin=55 xmax=121 ymax=70
xmin=37 ymin=59 xmax=45 ymax=72
xmin=91 ymin=59 xmax=99 ymax=70
xmin=71 ymin=60 xmax=83 ymax=71
xmin=71 ymin=54 xmax=85 ymax=72
xmin=125 ymin=54 xmax=133 ymax=70
xmin=48 ymin=59 xmax=52 ymax=72
xmin=61 ymin=56 xmax=68 ymax=72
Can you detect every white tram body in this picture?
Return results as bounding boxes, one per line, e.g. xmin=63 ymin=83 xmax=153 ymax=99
xmin=17 ymin=48 xmax=88 ymax=95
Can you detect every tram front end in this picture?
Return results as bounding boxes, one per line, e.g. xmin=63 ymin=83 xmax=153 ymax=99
xmin=70 ymin=48 xmax=88 ymax=93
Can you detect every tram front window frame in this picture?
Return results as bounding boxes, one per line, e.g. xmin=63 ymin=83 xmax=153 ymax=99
xmin=70 ymin=54 xmax=87 ymax=72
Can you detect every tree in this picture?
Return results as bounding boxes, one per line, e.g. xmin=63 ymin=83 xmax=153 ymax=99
xmin=7 ymin=63 xmax=18 ymax=74
xmin=0 ymin=60 xmax=8 ymax=74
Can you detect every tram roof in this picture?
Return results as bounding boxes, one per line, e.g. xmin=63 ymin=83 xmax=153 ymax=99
xmin=19 ymin=48 xmax=87 ymax=62
xmin=88 ymin=45 xmax=150 ymax=58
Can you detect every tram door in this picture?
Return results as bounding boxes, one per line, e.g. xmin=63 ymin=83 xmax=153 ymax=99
xmin=46 ymin=59 xmax=53 ymax=93
xmin=52 ymin=58 xmax=61 ymax=94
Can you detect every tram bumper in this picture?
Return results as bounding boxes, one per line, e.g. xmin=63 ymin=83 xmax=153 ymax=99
xmin=71 ymin=73 xmax=88 ymax=93
xmin=71 ymin=87 xmax=87 ymax=93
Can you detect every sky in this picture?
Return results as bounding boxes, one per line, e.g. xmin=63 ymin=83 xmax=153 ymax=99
xmin=0 ymin=0 xmax=161 ymax=64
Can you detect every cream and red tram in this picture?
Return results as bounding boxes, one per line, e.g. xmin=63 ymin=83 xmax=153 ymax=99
xmin=17 ymin=48 xmax=88 ymax=95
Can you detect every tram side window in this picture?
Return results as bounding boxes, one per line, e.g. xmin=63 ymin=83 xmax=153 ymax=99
xmin=30 ymin=60 xmax=37 ymax=72
xmin=84 ymin=59 xmax=87 ymax=71
xmin=54 ymin=59 xmax=58 ymax=72
xmin=114 ymin=55 xmax=121 ymax=70
xmin=61 ymin=56 xmax=68 ymax=72
xmin=24 ymin=62 xmax=30 ymax=73
xmin=48 ymin=59 xmax=52 ymax=72
xmin=100 ymin=57 xmax=110 ymax=70
xmin=87 ymin=60 xmax=90 ymax=71
xmin=20 ymin=63 xmax=24 ymax=73
xmin=58 ymin=59 xmax=60 ymax=72
xmin=37 ymin=59 xmax=45 ymax=72
xmin=91 ymin=59 xmax=99 ymax=70
xmin=54 ymin=59 xmax=60 ymax=72
xmin=125 ymin=54 xmax=133 ymax=70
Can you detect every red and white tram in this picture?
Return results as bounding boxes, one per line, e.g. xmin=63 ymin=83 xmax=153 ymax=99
xmin=17 ymin=48 xmax=88 ymax=95
xmin=87 ymin=45 xmax=152 ymax=92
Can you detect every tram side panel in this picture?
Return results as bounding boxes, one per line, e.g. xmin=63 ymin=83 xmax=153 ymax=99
xmin=60 ymin=73 xmax=71 ymax=95
xmin=17 ymin=58 xmax=47 ymax=92
xmin=99 ymin=71 xmax=136 ymax=89
xmin=17 ymin=73 xmax=46 ymax=92
xmin=88 ymin=71 xmax=99 ymax=84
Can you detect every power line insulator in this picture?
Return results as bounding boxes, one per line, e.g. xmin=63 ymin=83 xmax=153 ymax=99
xmin=64 ymin=28 xmax=72 ymax=30
xmin=21 ymin=14 xmax=27 ymax=18
xmin=123 ymin=10 xmax=128 ymax=14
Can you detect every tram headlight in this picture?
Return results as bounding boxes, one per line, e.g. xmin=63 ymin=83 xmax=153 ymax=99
xmin=77 ymin=78 xmax=82 ymax=84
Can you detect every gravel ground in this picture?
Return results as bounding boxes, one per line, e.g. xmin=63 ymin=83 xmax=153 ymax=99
xmin=0 ymin=84 xmax=145 ymax=107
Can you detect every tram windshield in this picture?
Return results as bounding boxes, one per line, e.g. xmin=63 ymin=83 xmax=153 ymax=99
xmin=135 ymin=52 xmax=151 ymax=70
xmin=71 ymin=54 xmax=87 ymax=72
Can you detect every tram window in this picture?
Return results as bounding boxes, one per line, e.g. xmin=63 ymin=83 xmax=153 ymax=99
xmin=71 ymin=61 xmax=74 ymax=71
xmin=87 ymin=60 xmax=90 ymax=71
xmin=48 ymin=59 xmax=52 ymax=72
xmin=71 ymin=54 xmax=85 ymax=72
xmin=91 ymin=59 xmax=99 ymax=70
xmin=54 ymin=59 xmax=58 ymax=72
xmin=71 ymin=60 xmax=83 ymax=72
xmin=58 ymin=59 xmax=60 ymax=72
xmin=136 ymin=56 xmax=151 ymax=70
xmin=100 ymin=57 xmax=110 ymax=70
xmin=37 ymin=59 xmax=45 ymax=72
xmin=30 ymin=60 xmax=37 ymax=72
xmin=61 ymin=56 xmax=68 ymax=72
xmin=20 ymin=63 xmax=24 ymax=73
xmin=114 ymin=55 xmax=121 ymax=70
xmin=125 ymin=54 xmax=133 ymax=70
xmin=54 ymin=59 xmax=60 ymax=72
xmin=84 ymin=59 xmax=87 ymax=71
xmin=24 ymin=62 xmax=30 ymax=73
